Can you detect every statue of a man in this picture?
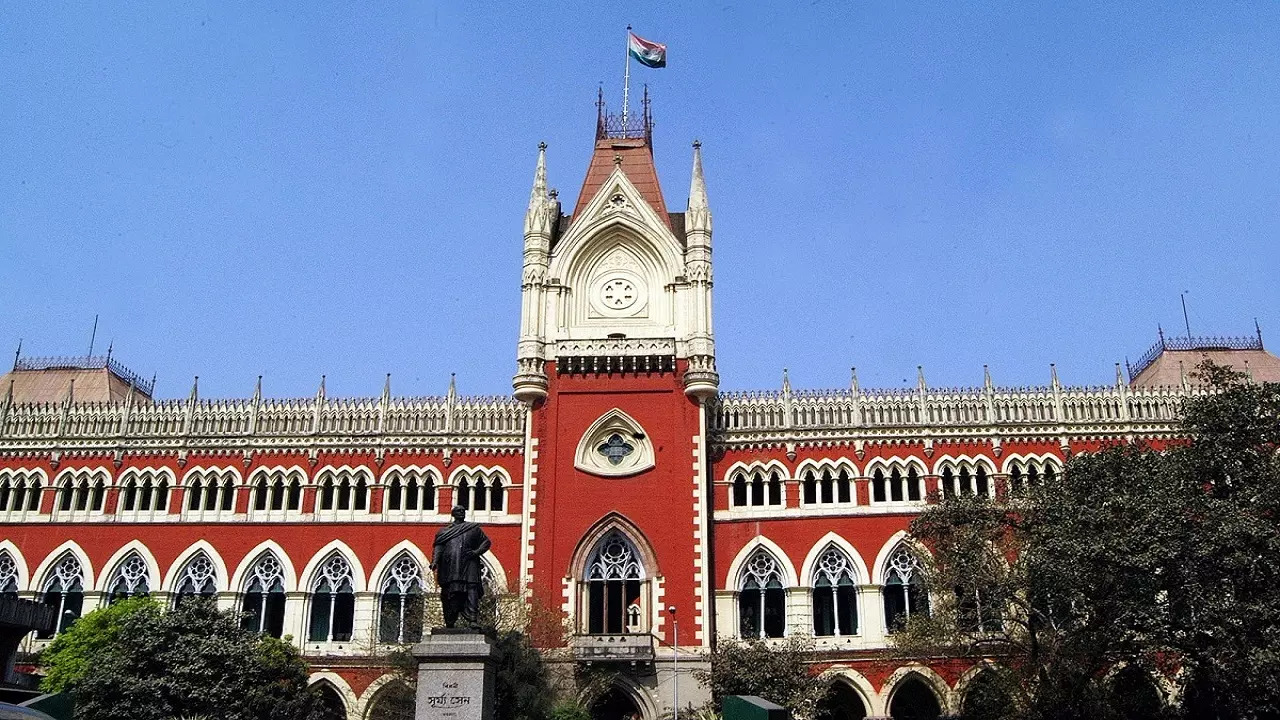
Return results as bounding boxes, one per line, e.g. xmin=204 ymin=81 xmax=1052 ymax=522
xmin=430 ymin=505 xmax=492 ymax=628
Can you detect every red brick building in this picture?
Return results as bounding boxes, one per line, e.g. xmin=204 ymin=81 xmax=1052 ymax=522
xmin=1 ymin=96 xmax=1275 ymax=720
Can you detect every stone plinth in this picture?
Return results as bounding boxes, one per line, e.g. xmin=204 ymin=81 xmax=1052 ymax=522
xmin=412 ymin=629 xmax=495 ymax=720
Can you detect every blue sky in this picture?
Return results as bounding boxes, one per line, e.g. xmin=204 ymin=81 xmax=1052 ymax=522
xmin=2 ymin=2 xmax=1277 ymax=398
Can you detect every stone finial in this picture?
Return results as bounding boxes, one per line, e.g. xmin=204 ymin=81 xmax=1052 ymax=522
xmin=316 ymin=375 xmax=326 ymax=401
xmin=781 ymin=367 xmax=791 ymax=395
xmin=983 ymin=364 xmax=992 ymax=390
xmin=253 ymin=375 xmax=262 ymax=402
xmin=1050 ymin=363 xmax=1060 ymax=389
xmin=382 ymin=373 xmax=392 ymax=402
xmin=448 ymin=373 xmax=457 ymax=401
xmin=850 ymin=367 xmax=860 ymax=394
xmin=188 ymin=376 xmax=199 ymax=403
xmin=917 ymin=365 xmax=926 ymax=391
xmin=1115 ymin=363 xmax=1125 ymax=388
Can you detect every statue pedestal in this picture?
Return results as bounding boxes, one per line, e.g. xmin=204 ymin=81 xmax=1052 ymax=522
xmin=412 ymin=629 xmax=495 ymax=720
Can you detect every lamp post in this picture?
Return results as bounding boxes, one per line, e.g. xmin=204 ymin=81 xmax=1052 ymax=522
xmin=668 ymin=605 xmax=678 ymax=720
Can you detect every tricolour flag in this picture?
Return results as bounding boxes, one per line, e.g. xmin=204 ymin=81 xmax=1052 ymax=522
xmin=628 ymin=32 xmax=666 ymax=68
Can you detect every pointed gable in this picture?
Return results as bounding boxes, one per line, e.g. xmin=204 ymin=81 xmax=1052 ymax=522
xmin=573 ymin=137 xmax=672 ymax=231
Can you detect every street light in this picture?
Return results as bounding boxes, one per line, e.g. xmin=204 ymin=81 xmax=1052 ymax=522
xmin=668 ymin=605 xmax=678 ymax=720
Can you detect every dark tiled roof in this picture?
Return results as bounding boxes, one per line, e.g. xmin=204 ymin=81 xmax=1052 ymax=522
xmin=572 ymin=137 xmax=671 ymax=230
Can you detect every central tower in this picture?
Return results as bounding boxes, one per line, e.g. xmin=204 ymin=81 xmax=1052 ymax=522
xmin=513 ymin=92 xmax=717 ymax=708
xmin=513 ymin=90 xmax=718 ymax=403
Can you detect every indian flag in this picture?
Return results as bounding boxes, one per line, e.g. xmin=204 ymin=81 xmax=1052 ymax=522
xmin=628 ymin=32 xmax=666 ymax=68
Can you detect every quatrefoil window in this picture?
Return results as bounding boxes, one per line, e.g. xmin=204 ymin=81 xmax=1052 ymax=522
xmin=575 ymin=409 xmax=655 ymax=477
xmin=596 ymin=434 xmax=635 ymax=466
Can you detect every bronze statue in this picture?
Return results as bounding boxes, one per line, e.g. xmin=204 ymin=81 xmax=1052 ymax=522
xmin=430 ymin=505 xmax=492 ymax=628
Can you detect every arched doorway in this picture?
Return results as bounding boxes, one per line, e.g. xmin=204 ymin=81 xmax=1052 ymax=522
xmin=889 ymin=675 xmax=942 ymax=720
xmin=312 ymin=681 xmax=347 ymax=720
xmin=817 ymin=680 xmax=868 ymax=720
xmin=366 ymin=680 xmax=415 ymax=720
xmin=591 ymin=685 xmax=643 ymax=720
xmin=960 ymin=670 xmax=1014 ymax=720
xmin=1108 ymin=666 xmax=1165 ymax=720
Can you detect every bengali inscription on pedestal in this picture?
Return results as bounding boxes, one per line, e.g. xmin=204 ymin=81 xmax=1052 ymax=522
xmin=413 ymin=630 xmax=494 ymax=720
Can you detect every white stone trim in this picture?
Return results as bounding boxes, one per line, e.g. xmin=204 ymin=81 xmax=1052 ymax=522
xmin=162 ymin=540 xmax=231 ymax=594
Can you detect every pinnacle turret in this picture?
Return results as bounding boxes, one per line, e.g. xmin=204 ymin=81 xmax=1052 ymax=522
xmin=686 ymin=140 xmax=711 ymax=234
xmin=524 ymin=143 xmax=556 ymax=237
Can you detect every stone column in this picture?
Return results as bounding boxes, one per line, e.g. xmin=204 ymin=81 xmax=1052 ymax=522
xmin=413 ymin=630 xmax=495 ymax=720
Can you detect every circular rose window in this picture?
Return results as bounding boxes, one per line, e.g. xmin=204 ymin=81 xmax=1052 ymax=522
xmin=600 ymin=278 xmax=638 ymax=310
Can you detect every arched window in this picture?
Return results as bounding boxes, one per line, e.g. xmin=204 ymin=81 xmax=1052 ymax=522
xmin=0 ymin=551 xmax=19 ymax=600
xmin=309 ymin=554 xmax=355 ymax=642
xmin=57 ymin=471 xmax=106 ymax=514
xmin=453 ymin=471 xmax=506 ymax=514
xmin=378 ymin=554 xmax=425 ymax=643
xmin=0 ymin=471 xmax=41 ymax=515
xmin=584 ymin=532 xmax=645 ymax=635
xmin=107 ymin=552 xmax=151 ymax=603
xmin=883 ymin=544 xmax=929 ymax=631
xmin=174 ymin=552 xmax=218 ymax=605
xmin=732 ymin=474 xmax=748 ymax=507
xmin=240 ymin=553 xmax=286 ymax=637
xmin=731 ymin=467 xmax=784 ymax=509
xmin=802 ymin=467 xmax=854 ymax=506
xmin=118 ymin=471 xmax=169 ymax=513
xmin=251 ymin=471 xmax=301 ymax=513
xmin=872 ymin=465 xmax=923 ymax=504
xmin=39 ymin=553 xmax=84 ymax=638
xmin=187 ymin=471 xmax=236 ymax=514
xmin=739 ymin=548 xmax=785 ymax=638
xmin=812 ymin=547 xmax=858 ymax=637
xmin=317 ymin=470 xmax=370 ymax=514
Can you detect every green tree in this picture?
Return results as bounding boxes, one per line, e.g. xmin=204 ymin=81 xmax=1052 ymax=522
xmin=897 ymin=364 xmax=1280 ymax=719
xmin=42 ymin=597 xmax=323 ymax=720
xmin=696 ymin=636 xmax=826 ymax=717
xmin=40 ymin=595 xmax=159 ymax=693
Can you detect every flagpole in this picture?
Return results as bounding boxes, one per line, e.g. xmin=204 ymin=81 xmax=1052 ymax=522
xmin=622 ymin=25 xmax=632 ymax=131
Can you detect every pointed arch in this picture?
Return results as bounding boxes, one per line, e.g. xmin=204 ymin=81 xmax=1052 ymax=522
xmin=95 ymin=541 xmax=161 ymax=593
xmin=308 ymin=673 xmax=354 ymax=720
xmin=590 ymin=674 xmax=660 ymax=720
xmin=568 ymin=512 xmax=661 ymax=581
xmin=368 ymin=541 xmax=434 ymax=592
xmin=724 ymin=536 xmax=798 ymax=588
xmin=180 ymin=465 xmax=244 ymax=487
xmin=162 ymin=540 xmax=230 ymax=593
xmin=360 ymin=673 xmax=416 ymax=720
xmin=881 ymin=665 xmax=954 ymax=717
xmin=820 ymin=666 xmax=881 ymax=718
xmin=229 ymin=540 xmax=298 ymax=593
xmin=299 ymin=540 xmax=368 ymax=593
xmin=930 ymin=453 xmax=997 ymax=477
xmin=32 ymin=541 xmax=93 ymax=594
xmin=574 ymin=408 xmax=656 ymax=477
xmin=871 ymin=531 xmax=930 ymax=584
xmin=800 ymin=533 xmax=870 ymax=586
xmin=0 ymin=540 xmax=30 ymax=592
xmin=480 ymin=551 xmax=507 ymax=593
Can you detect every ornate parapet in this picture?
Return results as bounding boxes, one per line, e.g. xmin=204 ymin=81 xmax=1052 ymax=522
xmin=710 ymin=382 xmax=1201 ymax=449
xmin=0 ymin=393 xmax=525 ymax=454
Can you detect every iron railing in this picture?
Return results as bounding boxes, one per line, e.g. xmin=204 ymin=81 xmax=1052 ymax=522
xmin=14 ymin=354 xmax=155 ymax=395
